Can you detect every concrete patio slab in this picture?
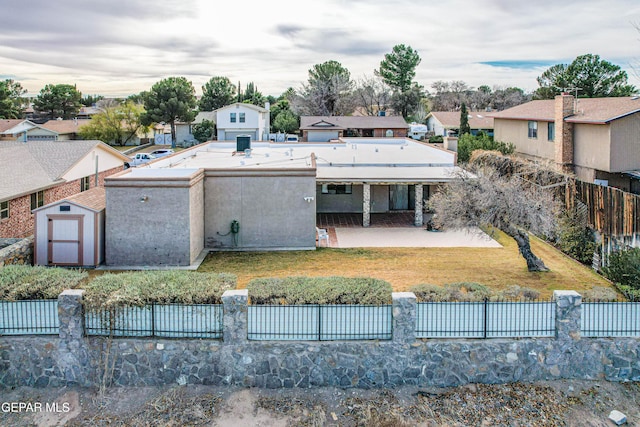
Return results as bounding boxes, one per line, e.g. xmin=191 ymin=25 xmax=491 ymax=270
xmin=333 ymin=227 xmax=502 ymax=248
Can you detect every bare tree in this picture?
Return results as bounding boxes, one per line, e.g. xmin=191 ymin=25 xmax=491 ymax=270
xmin=353 ymin=75 xmax=391 ymax=116
xmin=428 ymin=164 xmax=558 ymax=272
xmin=290 ymin=73 xmax=355 ymax=116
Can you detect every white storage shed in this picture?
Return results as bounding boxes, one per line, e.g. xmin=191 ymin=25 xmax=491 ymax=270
xmin=33 ymin=187 xmax=106 ymax=267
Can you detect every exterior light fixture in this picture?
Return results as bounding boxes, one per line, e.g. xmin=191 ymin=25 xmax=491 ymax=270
xmin=140 ymin=195 xmax=148 ymax=203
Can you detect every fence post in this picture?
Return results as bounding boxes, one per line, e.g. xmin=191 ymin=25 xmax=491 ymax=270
xmin=392 ymin=292 xmax=416 ymax=344
xmin=553 ymin=290 xmax=582 ymax=341
xmin=57 ymin=289 xmax=90 ymax=386
xmin=222 ymin=289 xmax=248 ymax=344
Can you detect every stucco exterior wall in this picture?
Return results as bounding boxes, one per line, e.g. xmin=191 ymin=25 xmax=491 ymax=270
xmin=609 ymin=113 xmax=640 ymax=172
xmin=105 ymin=171 xmax=204 ymax=266
xmin=204 ymin=170 xmax=316 ymax=250
xmin=494 ymin=118 xmax=555 ymax=160
xmin=189 ymin=178 xmax=205 ymax=262
xmin=573 ymin=123 xmax=611 ymax=172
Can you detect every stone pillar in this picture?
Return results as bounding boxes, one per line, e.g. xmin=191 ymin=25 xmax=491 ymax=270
xmin=392 ymin=292 xmax=416 ymax=344
xmin=553 ymin=290 xmax=581 ymax=341
xmin=222 ymin=289 xmax=248 ymax=344
xmin=414 ymin=184 xmax=423 ymax=226
xmin=57 ymin=289 xmax=90 ymax=386
xmin=362 ymin=183 xmax=371 ymax=227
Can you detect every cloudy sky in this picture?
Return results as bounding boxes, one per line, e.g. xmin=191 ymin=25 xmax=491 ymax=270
xmin=2 ymin=0 xmax=639 ymax=98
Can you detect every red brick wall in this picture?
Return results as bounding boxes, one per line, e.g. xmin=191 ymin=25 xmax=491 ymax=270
xmin=0 ymin=165 xmax=122 ymax=238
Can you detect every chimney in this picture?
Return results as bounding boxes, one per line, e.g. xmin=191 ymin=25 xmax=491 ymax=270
xmin=554 ymin=93 xmax=574 ymax=172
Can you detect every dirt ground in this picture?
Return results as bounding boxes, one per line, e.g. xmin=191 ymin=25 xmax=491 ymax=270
xmin=1 ymin=379 xmax=638 ymax=426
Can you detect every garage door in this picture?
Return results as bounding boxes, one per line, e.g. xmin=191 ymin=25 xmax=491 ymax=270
xmin=307 ymin=131 xmax=339 ymax=142
xmin=48 ymin=216 xmax=83 ymax=266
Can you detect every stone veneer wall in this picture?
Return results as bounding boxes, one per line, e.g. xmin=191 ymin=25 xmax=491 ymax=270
xmin=1 ymin=290 xmax=638 ymax=389
xmin=0 ymin=236 xmax=34 ymax=266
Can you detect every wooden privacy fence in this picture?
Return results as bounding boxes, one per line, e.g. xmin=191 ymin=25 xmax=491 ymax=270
xmin=565 ymin=179 xmax=640 ymax=238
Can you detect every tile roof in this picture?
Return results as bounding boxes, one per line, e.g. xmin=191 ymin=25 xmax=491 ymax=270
xmin=489 ymin=96 xmax=640 ymax=124
xmin=300 ymin=115 xmax=408 ymax=130
xmin=0 ymin=140 xmax=118 ymax=201
xmin=40 ymin=119 xmax=92 ymax=134
xmin=427 ymin=111 xmax=494 ymax=129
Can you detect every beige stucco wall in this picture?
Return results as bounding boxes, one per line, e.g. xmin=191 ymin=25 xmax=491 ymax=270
xmin=204 ymin=170 xmax=316 ymax=250
xmin=573 ymin=123 xmax=611 ymax=172
xmin=609 ymin=113 xmax=640 ymax=172
xmin=493 ymin=119 xmax=555 ymax=160
xmin=189 ymin=178 xmax=205 ymax=263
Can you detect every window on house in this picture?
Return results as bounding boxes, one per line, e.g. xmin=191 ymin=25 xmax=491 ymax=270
xmin=239 ymin=112 xmax=245 ymax=123
xmin=80 ymin=176 xmax=91 ymax=192
xmin=230 ymin=113 xmax=236 ymax=123
xmin=321 ymin=184 xmax=353 ymax=194
xmin=528 ymin=121 xmax=538 ymax=138
xmin=0 ymin=201 xmax=8 ymax=219
xmin=547 ymin=122 xmax=555 ymax=141
xmin=30 ymin=191 xmax=44 ymax=210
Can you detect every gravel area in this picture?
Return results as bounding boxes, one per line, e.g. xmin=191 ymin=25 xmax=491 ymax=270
xmin=1 ymin=379 xmax=638 ymax=426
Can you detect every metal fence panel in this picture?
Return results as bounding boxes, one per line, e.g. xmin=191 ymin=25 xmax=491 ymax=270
xmin=416 ymin=301 xmax=555 ymax=339
xmin=85 ymin=304 xmax=223 ymax=339
xmin=248 ymin=305 xmax=392 ymax=341
xmin=582 ymin=302 xmax=640 ymax=337
xmin=0 ymin=300 xmax=59 ymax=335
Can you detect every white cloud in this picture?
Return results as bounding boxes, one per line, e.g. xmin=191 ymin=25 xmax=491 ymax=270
xmin=1 ymin=0 xmax=639 ymax=97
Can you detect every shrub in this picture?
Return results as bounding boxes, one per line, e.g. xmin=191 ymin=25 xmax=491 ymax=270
xmin=247 ymin=276 xmax=392 ymax=305
xmin=556 ymin=210 xmax=597 ymax=265
xmin=84 ymin=271 xmax=236 ymax=311
xmin=582 ymin=286 xmax=619 ymax=301
xmin=410 ymin=282 xmax=493 ymax=302
xmin=428 ymin=135 xmax=443 ymax=143
xmin=602 ymin=247 xmax=640 ymax=292
xmin=409 ymin=284 xmax=448 ymax=302
xmin=498 ymin=285 xmax=541 ymax=301
xmin=457 ymin=133 xmax=514 ymax=163
xmin=0 ymin=265 xmax=87 ymax=300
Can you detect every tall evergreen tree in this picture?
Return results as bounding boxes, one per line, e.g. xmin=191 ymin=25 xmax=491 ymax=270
xmin=199 ymin=76 xmax=236 ymax=111
xmin=459 ymin=103 xmax=471 ymax=135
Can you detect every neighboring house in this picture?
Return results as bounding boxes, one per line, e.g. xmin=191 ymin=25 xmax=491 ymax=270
xmin=40 ymin=118 xmax=92 ymax=140
xmin=0 ymin=140 xmax=129 ymax=238
xmin=75 ymin=105 xmax=101 ymax=120
xmin=172 ymin=111 xmax=217 ymax=145
xmin=300 ymin=116 xmax=408 ymax=142
xmin=0 ymin=119 xmax=58 ymax=141
xmin=215 ymin=103 xmax=269 ymax=141
xmin=491 ymin=94 xmax=640 ymax=192
xmin=104 ymin=137 xmax=460 ymax=266
xmin=426 ymin=111 xmax=494 ymax=137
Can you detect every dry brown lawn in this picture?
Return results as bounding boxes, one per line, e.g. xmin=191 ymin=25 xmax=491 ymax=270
xmin=198 ymin=229 xmax=611 ymax=298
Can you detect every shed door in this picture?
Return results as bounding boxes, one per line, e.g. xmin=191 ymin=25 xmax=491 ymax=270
xmin=47 ymin=215 xmax=83 ymax=266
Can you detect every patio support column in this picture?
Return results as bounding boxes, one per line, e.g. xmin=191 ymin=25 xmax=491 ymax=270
xmin=362 ymin=183 xmax=371 ymax=227
xmin=414 ymin=184 xmax=423 ymax=226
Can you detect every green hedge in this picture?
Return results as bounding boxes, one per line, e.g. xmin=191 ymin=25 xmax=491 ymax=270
xmin=0 ymin=265 xmax=87 ymax=300
xmin=84 ymin=271 xmax=236 ymax=311
xmin=410 ymin=283 xmax=540 ymax=302
xmin=247 ymin=276 xmax=392 ymax=305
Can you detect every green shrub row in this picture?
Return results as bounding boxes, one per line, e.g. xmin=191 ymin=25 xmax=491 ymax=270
xmin=410 ymin=283 xmax=541 ymax=302
xmin=247 ymin=276 xmax=392 ymax=305
xmin=0 ymin=265 xmax=87 ymax=300
xmin=83 ymin=271 xmax=236 ymax=311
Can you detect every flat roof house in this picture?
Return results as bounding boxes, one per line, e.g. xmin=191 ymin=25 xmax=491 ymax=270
xmin=491 ymin=94 xmax=640 ymax=192
xmin=104 ymin=138 xmax=460 ymax=266
xmin=300 ymin=116 xmax=408 ymax=142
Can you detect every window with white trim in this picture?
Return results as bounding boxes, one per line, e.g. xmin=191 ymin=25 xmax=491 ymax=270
xmin=239 ymin=112 xmax=245 ymax=123
xmin=528 ymin=121 xmax=538 ymax=139
xmin=230 ymin=112 xmax=236 ymax=123
xmin=0 ymin=201 xmax=8 ymax=219
xmin=30 ymin=191 xmax=44 ymax=210
xmin=547 ymin=122 xmax=555 ymax=141
xmin=81 ymin=176 xmax=91 ymax=192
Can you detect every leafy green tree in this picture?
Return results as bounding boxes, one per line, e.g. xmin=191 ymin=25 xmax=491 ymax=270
xmin=242 ymin=82 xmax=265 ymax=106
xmin=0 ymin=79 xmax=26 ymax=119
xmin=389 ymin=82 xmax=424 ymax=120
xmin=556 ymin=209 xmax=596 ymax=265
xmin=291 ymin=60 xmax=354 ymax=116
xmin=192 ymin=119 xmax=215 ymax=142
xmin=273 ymin=110 xmax=299 ymax=134
xmin=456 ymin=133 xmax=514 ymax=163
xmin=33 ymin=83 xmax=82 ymax=120
xmin=199 ymin=76 xmax=236 ymax=111
xmin=603 ymin=247 xmax=640 ymax=299
xmin=142 ymin=77 xmax=197 ymax=149
xmin=376 ymin=44 xmax=421 ymax=92
xmin=534 ymin=54 xmax=637 ymax=99
xmin=79 ymin=100 xmax=148 ymax=146
xmin=459 ymin=103 xmax=470 ymax=135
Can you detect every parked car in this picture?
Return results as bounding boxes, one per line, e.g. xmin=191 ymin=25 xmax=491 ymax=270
xmin=149 ymin=149 xmax=175 ymax=158
xmin=130 ymin=152 xmax=157 ymax=166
